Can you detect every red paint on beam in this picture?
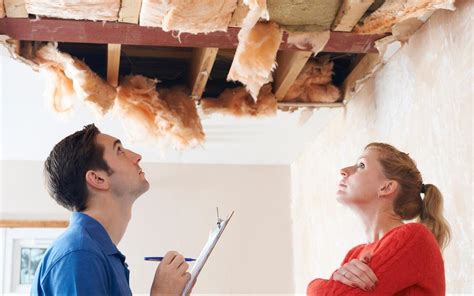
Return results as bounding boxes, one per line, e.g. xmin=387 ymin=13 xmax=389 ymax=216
xmin=0 ymin=18 xmax=387 ymax=53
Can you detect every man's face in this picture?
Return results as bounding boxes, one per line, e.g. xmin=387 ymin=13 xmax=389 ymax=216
xmin=96 ymin=133 xmax=150 ymax=199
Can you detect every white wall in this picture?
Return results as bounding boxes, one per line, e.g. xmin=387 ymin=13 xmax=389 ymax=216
xmin=290 ymin=1 xmax=473 ymax=294
xmin=0 ymin=160 xmax=293 ymax=294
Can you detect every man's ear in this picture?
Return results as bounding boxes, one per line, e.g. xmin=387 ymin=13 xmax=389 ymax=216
xmin=85 ymin=170 xmax=109 ymax=191
xmin=378 ymin=180 xmax=398 ymax=198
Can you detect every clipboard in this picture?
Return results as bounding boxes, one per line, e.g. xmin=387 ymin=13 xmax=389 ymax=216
xmin=182 ymin=209 xmax=234 ymax=296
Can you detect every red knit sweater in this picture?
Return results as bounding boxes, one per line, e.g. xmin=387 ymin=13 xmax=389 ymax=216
xmin=307 ymin=223 xmax=445 ymax=295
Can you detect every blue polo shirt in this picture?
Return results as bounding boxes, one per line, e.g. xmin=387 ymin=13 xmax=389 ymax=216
xmin=31 ymin=212 xmax=132 ymax=295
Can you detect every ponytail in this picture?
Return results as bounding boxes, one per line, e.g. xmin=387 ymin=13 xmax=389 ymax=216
xmin=419 ymin=184 xmax=451 ymax=250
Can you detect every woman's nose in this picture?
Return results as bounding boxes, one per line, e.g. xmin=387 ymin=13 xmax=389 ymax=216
xmin=340 ymin=166 xmax=351 ymax=177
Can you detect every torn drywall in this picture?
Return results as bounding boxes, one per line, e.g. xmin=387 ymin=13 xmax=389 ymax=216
xmin=355 ymin=0 xmax=455 ymax=33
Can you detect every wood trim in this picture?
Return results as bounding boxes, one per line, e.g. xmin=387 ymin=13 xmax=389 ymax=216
xmin=0 ymin=18 xmax=387 ymax=53
xmin=189 ymin=47 xmax=218 ymax=100
xmin=0 ymin=219 xmax=69 ymax=228
xmin=107 ymin=43 xmax=121 ymax=87
xmin=332 ymin=0 xmax=374 ymax=32
xmin=274 ymin=50 xmax=312 ymax=100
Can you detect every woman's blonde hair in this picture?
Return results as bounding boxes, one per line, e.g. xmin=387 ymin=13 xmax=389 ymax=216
xmin=365 ymin=143 xmax=451 ymax=250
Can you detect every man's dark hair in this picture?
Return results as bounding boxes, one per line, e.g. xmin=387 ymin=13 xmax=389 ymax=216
xmin=44 ymin=124 xmax=111 ymax=211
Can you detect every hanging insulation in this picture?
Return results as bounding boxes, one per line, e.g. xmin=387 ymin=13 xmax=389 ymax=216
xmin=282 ymin=58 xmax=340 ymax=103
xmin=116 ymin=75 xmax=205 ymax=150
xmin=35 ymin=44 xmax=116 ymax=116
xmin=201 ymin=84 xmax=277 ymax=117
xmin=227 ymin=21 xmax=282 ymax=101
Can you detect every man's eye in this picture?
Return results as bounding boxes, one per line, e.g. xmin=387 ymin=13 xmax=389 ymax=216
xmin=118 ymin=147 xmax=124 ymax=153
xmin=357 ymin=162 xmax=365 ymax=169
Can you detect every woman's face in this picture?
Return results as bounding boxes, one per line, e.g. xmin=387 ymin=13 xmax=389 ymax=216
xmin=337 ymin=148 xmax=388 ymax=205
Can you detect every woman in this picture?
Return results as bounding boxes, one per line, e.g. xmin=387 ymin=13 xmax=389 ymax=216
xmin=307 ymin=143 xmax=450 ymax=295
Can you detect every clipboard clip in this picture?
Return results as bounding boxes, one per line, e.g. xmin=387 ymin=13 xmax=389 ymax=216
xmin=216 ymin=207 xmax=224 ymax=228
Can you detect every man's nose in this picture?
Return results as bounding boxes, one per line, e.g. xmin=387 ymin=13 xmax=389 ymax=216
xmin=127 ymin=150 xmax=142 ymax=163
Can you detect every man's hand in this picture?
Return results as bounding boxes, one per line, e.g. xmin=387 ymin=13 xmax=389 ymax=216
xmin=333 ymin=258 xmax=378 ymax=291
xmin=150 ymin=251 xmax=191 ymax=295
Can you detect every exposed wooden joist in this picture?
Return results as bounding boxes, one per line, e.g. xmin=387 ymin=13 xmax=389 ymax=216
xmin=332 ymin=0 xmax=374 ymax=32
xmin=107 ymin=43 xmax=121 ymax=87
xmin=4 ymin=0 xmax=27 ymax=18
xmin=0 ymin=18 xmax=387 ymax=53
xmin=118 ymin=0 xmax=142 ymax=24
xmin=189 ymin=47 xmax=218 ymax=100
xmin=341 ymin=53 xmax=382 ymax=103
xmin=274 ymin=50 xmax=312 ymax=100
xmin=0 ymin=219 xmax=69 ymax=228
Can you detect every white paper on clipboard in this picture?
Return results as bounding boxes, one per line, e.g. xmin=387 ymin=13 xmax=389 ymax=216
xmin=182 ymin=210 xmax=234 ymax=296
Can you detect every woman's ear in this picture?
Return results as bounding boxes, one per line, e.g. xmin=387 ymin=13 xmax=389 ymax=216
xmin=378 ymin=180 xmax=398 ymax=198
xmin=85 ymin=170 xmax=109 ymax=191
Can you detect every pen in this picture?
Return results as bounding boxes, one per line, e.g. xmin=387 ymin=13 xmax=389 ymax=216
xmin=144 ymin=256 xmax=196 ymax=262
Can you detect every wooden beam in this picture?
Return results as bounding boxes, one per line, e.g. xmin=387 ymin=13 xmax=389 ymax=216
xmin=189 ymin=47 xmax=218 ymax=100
xmin=118 ymin=0 xmax=142 ymax=24
xmin=0 ymin=18 xmax=387 ymax=53
xmin=273 ymin=50 xmax=312 ymax=100
xmin=4 ymin=0 xmax=27 ymax=18
xmin=341 ymin=53 xmax=382 ymax=103
xmin=0 ymin=219 xmax=69 ymax=228
xmin=332 ymin=0 xmax=374 ymax=32
xmin=333 ymin=0 xmax=374 ymax=32
xmin=107 ymin=43 xmax=121 ymax=87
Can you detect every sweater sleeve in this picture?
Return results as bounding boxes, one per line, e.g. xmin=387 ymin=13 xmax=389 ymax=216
xmin=307 ymin=224 xmax=444 ymax=296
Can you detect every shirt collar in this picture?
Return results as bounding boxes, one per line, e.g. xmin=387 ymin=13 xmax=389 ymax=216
xmin=70 ymin=212 xmax=119 ymax=256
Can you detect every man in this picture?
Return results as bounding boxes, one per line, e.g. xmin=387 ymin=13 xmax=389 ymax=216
xmin=31 ymin=124 xmax=192 ymax=295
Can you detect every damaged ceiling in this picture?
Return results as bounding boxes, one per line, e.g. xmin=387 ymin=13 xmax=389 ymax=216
xmin=0 ymin=0 xmax=456 ymax=162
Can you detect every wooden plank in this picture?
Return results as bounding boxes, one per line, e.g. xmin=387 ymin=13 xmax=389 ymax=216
xmin=341 ymin=53 xmax=382 ymax=103
xmin=0 ymin=219 xmax=69 ymax=228
xmin=107 ymin=43 xmax=121 ymax=87
xmin=4 ymin=0 xmax=27 ymax=18
xmin=274 ymin=50 xmax=312 ymax=100
xmin=119 ymin=0 xmax=142 ymax=24
xmin=0 ymin=18 xmax=387 ymax=53
xmin=332 ymin=0 xmax=374 ymax=32
xmin=189 ymin=47 xmax=218 ymax=100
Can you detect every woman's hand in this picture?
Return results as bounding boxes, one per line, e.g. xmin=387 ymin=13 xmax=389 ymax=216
xmin=333 ymin=258 xmax=378 ymax=291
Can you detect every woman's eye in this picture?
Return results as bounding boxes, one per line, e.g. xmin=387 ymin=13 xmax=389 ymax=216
xmin=357 ymin=162 xmax=365 ymax=169
xmin=118 ymin=147 xmax=124 ymax=153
